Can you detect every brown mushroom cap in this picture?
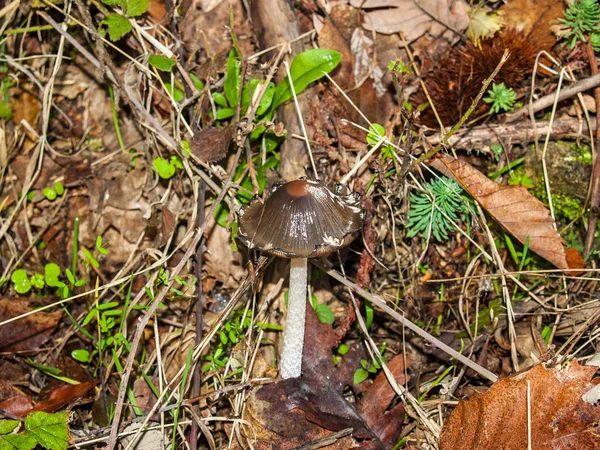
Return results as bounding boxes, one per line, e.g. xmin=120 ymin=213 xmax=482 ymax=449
xmin=238 ymin=179 xmax=363 ymax=258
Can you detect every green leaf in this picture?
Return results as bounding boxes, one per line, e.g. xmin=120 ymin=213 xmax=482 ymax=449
xmin=224 ymin=48 xmax=241 ymax=108
xmin=153 ymin=157 xmax=176 ymax=179
xmin=212 ymin=92 xmax=227 ymax=107
xmin=43 ymin=187 xmax=57 ymax=201
xmin=0 ymin=420 xmax=20 ymax=435
xmin=30 ymin=273 xmax=45 ymax=290
xmin=25 ymin=411 xmax=69 ymax=450
xmin=164 ymin=83 xmax=184 ymax=102
xmin=353 ymin=368 xmax=369 ymax=385
xmin=189 ymin=73 xmax=205 ymax=91
xmin=215 ymin=108 xmax=235 ymax=120
xmin=100 ymin=14 xmax=131 ymax=42
xmin=71 ymin=349 xmax=91 ymax=363
xmin=125 ymin=0 xmax=150 ymax=16
xmin=367 ymin=123 xmax=385 ymax=146
xmin=11 ymin=270 xmax=31 ymax=294
xmin=65 ymin=269 xmax=76 ymax=286
xmin=82 ymin=248 xmax=99 ymax=268
xmin=100 ymin=0 xmax=122 ymax=6
xmin=272 ymin=49 xmax=341 ymax=110
xmin=53 ymin=182 xmax=64 ymax=196
xmin=96 ymin=236 xmax=109 ymax=255
xmin=44 ymin=263 xmax=63 ymax=288
xmin=0 ymin=102 xmax=13 ymax=120
xmin=148 ymin=55 xmax=176 ymax=72
xmin=314 ymin=303 xmax=334 ymax=325
xmin=0 ymin=432 xmax=38 ymax=450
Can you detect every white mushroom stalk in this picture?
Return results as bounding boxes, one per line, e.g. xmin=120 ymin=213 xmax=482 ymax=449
xmin=280 ymin=258 xmax=307 ymax=378
xmin=238 ymin=179 xmax=363 ymax=379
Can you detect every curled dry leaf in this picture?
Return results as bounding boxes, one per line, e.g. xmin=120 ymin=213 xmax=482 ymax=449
xmin=440 ymin=361 xmax=600 ymax=449
xmin=349 ymin=0 xmax=469 ymax=41
xmin=429 ymin=155 xmax=584 ymax=273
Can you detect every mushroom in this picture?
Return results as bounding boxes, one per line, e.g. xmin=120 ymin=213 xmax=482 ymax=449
xmin=238 ymin=178 xmax=363 ymax=378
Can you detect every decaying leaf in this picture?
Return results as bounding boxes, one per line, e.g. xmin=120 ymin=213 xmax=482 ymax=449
xmin=0 ymin=299 xmax=62 ymax=352
xmin=440 ymin=361 xmax=600 ymax=449
xmin=429 ymin=155 xmax=584 ymax=272
xmin=31 ymin=381 xmax=98 ymax=415
xmin=466 ymin=5 xmax=504 ymax=47
xmin=190 ymin=125 xmax=232 ymax=163
xmin=349 ymin=0 xmax=469 ymax=41
xmin=243 ymin=306 xmax=407 ymax=449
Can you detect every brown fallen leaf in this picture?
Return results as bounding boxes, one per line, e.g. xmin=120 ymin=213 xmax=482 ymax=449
xmin=440 ymin=361 xmax=600 ymax=449
xmin=190 ymin=125 xmax=232 ymax=163
xmin=0 ymin=299 xmax=62 ymax=353
xmin=30 ymin=381 xmax=98 ymax=415
xmin=248 ymin=306 xmax=407 ymax=449
xmin=429 ymin=155 xmax=584 ymax=273
xmin=349 ymin=0 xmax=469 ymax=41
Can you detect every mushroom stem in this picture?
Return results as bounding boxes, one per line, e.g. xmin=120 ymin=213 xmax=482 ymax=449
xmin=280 ymin=257 xmax=307 ymax=379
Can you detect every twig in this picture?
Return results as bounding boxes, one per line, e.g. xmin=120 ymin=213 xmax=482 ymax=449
xmin=314 ymin=262 xmax=499 ymax=383
xmin=506 ymin=71 xmax=600 ymax=123
xmin=584 ymin=39 xmax=600 ymax=256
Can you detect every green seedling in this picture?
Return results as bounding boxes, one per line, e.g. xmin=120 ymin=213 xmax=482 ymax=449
xmin=99 ymin=0 xmax=150 ymax=41
xmin=353 ymin=342 xmax=388 ymax=385
xmin=42 ymin=181 xmax=65 ymax=201
xmin=560 ymin=0 xmax=600 ymax=50
xmin=153 ymin=155 xmax=183 ymax=179
xmin=484 ymin=83 xmax=516 ymax=114
xmin=407 ymin=176 xmax=471 ymax=242
xmin=310 ymin=294 xmax=334 ymax=325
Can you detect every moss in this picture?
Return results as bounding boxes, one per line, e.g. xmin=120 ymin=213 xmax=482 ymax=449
xmin=533 ymin=179 xmax=585 ymax=222
xmin=564 ymin=142 xmax=592 ymax=165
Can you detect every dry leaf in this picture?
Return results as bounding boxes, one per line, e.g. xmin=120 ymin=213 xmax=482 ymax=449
xmin=440 ymin=361 xmax=600 ymax=449
xmin=466 ymin=6 xmax=504 ymax=47
xmin=429 ymin=155 xmax=584 ymax=273
xmin=190 ymin=125 xmax=232 ymax=163
xmin=350 ymin=0 xmax=469 ymax=41
xmin=0 ymin=299 xmax=62 ymax=352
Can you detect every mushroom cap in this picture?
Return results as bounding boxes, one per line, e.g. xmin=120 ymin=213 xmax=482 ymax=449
xmin=238 ymin=179 xmax=363 ymax=258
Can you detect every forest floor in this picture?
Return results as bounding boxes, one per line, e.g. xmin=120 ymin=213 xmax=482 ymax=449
xmin=1 ymin=0 xmax=600 ymax=449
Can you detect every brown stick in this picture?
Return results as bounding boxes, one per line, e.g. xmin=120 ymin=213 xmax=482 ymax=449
xmin=506 ymin=71 xmax=600 ymax=123
xmin=425 ymin=118 xmax=596 ymax=151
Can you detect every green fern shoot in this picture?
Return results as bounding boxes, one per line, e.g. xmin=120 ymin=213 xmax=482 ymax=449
xmin=407 ymin=176 xmax=469 ymax=242
xmin=560 ymin=0 xmax=600 ymax=50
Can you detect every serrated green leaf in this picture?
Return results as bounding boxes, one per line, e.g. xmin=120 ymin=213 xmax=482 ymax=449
xmin=125 ymin=0 xmax=150 ymax=16
xmin=148 ymin=55 xmax=176 ymax=72
xmin=25 ymin=412 xmax=69 ymax=450
xmin=0 ymin=432 xmax=38 ymax=450
xmin=272 ymin=49 xmax=341 ymax=110
xmin=100 ymin=0 xmax=122 ymax=6
xmin=100 ymin=14 xmax=131 ymax=42
xmin=0 ymin=420 xmax=20 ymax=435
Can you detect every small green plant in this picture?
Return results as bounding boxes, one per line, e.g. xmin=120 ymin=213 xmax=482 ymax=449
xmin=203 ymin=307 xmax=252 ymax=374
xmin=99 ymin=0 xmax=150 ymax=41
xmin=353 ymin=342 xmax=387 ymax=385
xmin=407 ymin=176 xmax=470 ymax=242
xmin=310 ymin=294 xmax=334 ymax=325
xmin=560 ymin=0 xmax=600 ymax=50
xmin=152 ymin=155 xmax=183 ymax=179
xmin=0 ymin=77 xmax=13 ymax=120
xmin=43 ymin=181 xmax=65 ymax=201
xmin=367 ymin=123 xmax=394 ymax=160
xmin=484 ymin=83 xmax=517 ymax=114
xmin=0 ymin=411 xmax=69 ymax=450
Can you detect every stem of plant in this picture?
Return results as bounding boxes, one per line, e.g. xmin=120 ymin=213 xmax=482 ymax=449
xmin=280 ymin=258 xmax=307 ymax=379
